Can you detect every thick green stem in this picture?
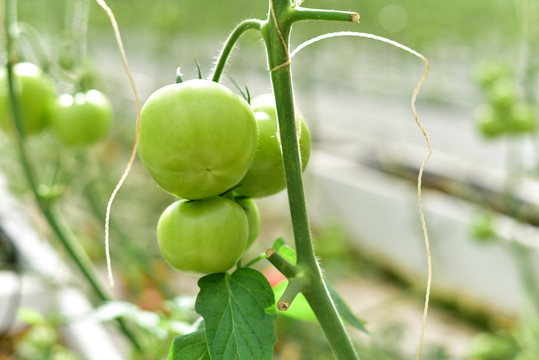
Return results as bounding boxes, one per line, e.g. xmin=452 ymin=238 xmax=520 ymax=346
xmin=261 ymin=1 xmax=359 ymax=359
xmin=4 ymin=0 xmax=142 ymax=352
xmin=209 ymin=1 xmax=360 ymax=357
xmin=211 ymin=19 xmax=263 ymax=83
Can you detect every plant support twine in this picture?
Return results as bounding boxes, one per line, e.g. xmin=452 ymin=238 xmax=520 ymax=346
xmin=95 ymin=0 xmax=142 ymax=288
xmin=291 ymin=31 xmax=432 ymax=360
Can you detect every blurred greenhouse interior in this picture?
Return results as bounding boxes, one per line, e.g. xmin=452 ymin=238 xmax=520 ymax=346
xmin=1 ymin=0 xmax=538 ymax=359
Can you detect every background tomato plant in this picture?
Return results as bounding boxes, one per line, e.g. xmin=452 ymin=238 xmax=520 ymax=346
xmin=0 ymin=62 xmax=55 ymax=135
xmin=50 ymin=89 xmax=113 ymax=147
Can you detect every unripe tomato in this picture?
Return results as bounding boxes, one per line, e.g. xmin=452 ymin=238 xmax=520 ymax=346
xmin=157 ymin=196 xmax=248 ymax=275
xmin=507 ymin=102 xmax=536 ymax=134
xmin=474 ymin=104 xmax=505 ymax=138
xmin=0 ymin=63 xmax=56 ymax=135
xmin=470 ymin=212 xmax=496 ymax=242
xmin=235 ymin=197 xmax=261 ymax=249
xmin=137 ymin=79 xmax=257 ymax=200
xmin=235 ymin=94 xmax=311 ymax=198
xmin=50 ymin=90 xmax=113 ymax=147
xmin=475 ymin=61 xmax=512 ymax=89
xmin=487 ymin=77 xmax=516 ymax=110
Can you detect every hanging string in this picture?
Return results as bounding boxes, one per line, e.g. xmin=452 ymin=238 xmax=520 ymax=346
xmin=95 ymin=0 xmax=142 ymax=288
xmin=291 ymin=31 xmax=432 ymax=360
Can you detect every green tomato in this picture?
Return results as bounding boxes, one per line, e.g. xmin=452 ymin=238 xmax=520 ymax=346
xmin=467 ymin=332 xmax=518 ymax=359
xmin=474 ymin=104 xmax=506 ymax=138
xmin=475 ymin=61 xmax=512 ymax=89
xmin=0 ymin=62 xmax=56 ymax=135
xmin=235 ymin=94 xmax=311 ymax=198
xmin=507 ymin=102 xmax=536 ymax=134
xmin=137 ymin=79 xmax=257 ymax=200
xmin=471 ymin=212 xmax=496 ymax=243
xmin=50 ymin=90 xmax=113 ymax=147
xmin=157 ymin=196 xmax=248 ymax=275
xmin=235 ymin=197 xmax=261 ymax=249
xmin=487 ymin=77 xmax=516 ymax=110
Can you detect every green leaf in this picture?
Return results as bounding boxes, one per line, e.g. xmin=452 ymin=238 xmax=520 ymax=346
xmin=168 ymin=329 xmax=210 ymax=360
xmin=272 ymin=237 xmax=286 ymax=249
xmin=272 ymin=237 xmax=296 ymax=265
xmin=272 ymin=280 xmax=367 ymax=333
xmin=327 ymin=283 xmax=368 ymax=333
xmin=16 ymin=307 xmax=46 ymax=326
xmin=195 ymin=268 xmax=277 ymax=360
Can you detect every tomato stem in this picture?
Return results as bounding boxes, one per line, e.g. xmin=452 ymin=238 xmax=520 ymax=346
xmin=265 ymin=248 xmax=299 ymax=278
xmin=261 ymin=0 xmax=360 ymax=358
xmin=276 ymin=276 xmax=308 ymax=311
xmin=211 ymin=19 xmax=263 ymax=83
xmin=290 ymin=7 xmax=360 ymax=23
xmin=67 ymin=0 xmax=90 ymax=71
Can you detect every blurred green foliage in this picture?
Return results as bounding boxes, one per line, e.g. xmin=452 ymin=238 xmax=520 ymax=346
xmin=15 ymin=308 xmax=78 ymax=360
xmin=17 ymin=0 xmax=521 ymax=48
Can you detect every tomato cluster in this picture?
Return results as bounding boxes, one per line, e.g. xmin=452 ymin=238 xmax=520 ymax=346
xmin=138 ymin=80 xmax=311 ymax=275
xmin=0 ymin=62 xmax=112 ymax=147
xmin=474 ymin=61 xmax=536 ymax=138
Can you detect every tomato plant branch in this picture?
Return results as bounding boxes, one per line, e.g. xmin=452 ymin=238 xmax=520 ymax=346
xmin=211 ymin=19 xmax=263 ymax=83
xmin=276 ymin=276 xmax=307 ymax=311
xmin=69 ymin=0 xmax=90 ymax=69
xmin=290 ymin=7 xmax=360 ymax=23
xmin=4 ymin=0 xmax=142 ymax=353
xmin=265 ymin=248 xmax=299 ymax=278
xmin=261 ymin=0 xmax=360 ymax=358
